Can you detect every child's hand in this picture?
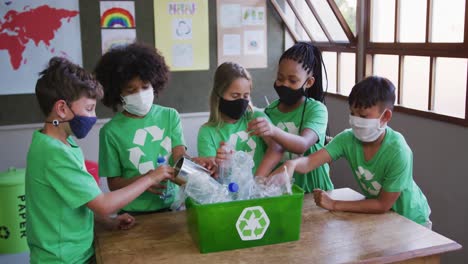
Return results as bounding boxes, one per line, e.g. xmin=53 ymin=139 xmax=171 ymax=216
xmin=145 ymin=165 xmax=174 ymax=184
xmin=146 ymin=182 xmax=166 ymax=195
xmin=269 ymin=161 xmax=296 ymax=180
xmin=247 ymin=117 xmax=276 ymax=138
xmin=192 ymin=157 xmax=217 ymax=175
xmin=266 ymin=167 xmax=291 ymax=187
xmin=215 ymin=141 xmax=233 ymax=164
xmin=114 ymin=213 xmax=135 ymax=230
xmin=313 ymin=189 xmax=336 ymax=210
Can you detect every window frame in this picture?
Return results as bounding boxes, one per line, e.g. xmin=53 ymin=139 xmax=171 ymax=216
xmin=270 ymin=0 xmax=358 ymax=94
xmin=270 ymin=0 xmax=468 ymax=126
xmin=364 ymin=0 xmax=468 ymax=126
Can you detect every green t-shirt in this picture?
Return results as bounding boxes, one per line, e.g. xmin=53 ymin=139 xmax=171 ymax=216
xmin=26 ymin=130 xmax=102 ymax=264
xmin=99 ymin=104 xmax=185 ymax=212
xmin=197 ymin=108 xmax=268 ymax=174
xmin=265 ymin=99 xmax=333 ymax=192
xmin=325 ymin=127 xmax=431 ymax=224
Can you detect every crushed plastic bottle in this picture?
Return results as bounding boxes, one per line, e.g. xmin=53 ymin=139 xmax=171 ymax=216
xmin=217 ymin=143 xmax=234 ymax=185
xmin=182 ymin=150 xmax=293 ymax=205
xmin=170 ymin=184 xmax=187 ymax=211
xmin=184 ymin=171 xmax=231 ymax=204
xmin=228 ymin=182 xmax=239 ymax=200
xmin=157 ymin=156 xmax=174 ymax=200
xmin=230 ymin=151 xmax=255 ymax=200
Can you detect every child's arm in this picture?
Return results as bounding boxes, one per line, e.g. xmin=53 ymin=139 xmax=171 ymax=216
xmin=248 ymin=117 xmax=317 ymax=154
xmin=313 ymin=189 xmax=400 ymax=214
xmin=270 ymin=148 xmax=332 ymax=178
xmin=94 ymin=213 xmax=135 ymax=230
xmin=171 ymin=145 xmax=186 ymax=165
xmin=87 ymin=165 xmax=173 ymax=216
xmin=107 ymin=175 xmax=165 ymax=195
xmin=195 ymin=126 xmax=220 ymax=176
xmin=255 ymin=138 xmax=284 ymax=177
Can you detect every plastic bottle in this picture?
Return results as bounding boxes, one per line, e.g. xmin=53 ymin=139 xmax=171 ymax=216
xmin=184 ymin=172 xmax=231 ymax=204
xmin=217 ymin=143 xmax=233 ymax=185
xmin=228 ymin=182 xmax=239 ymax=201
xmin=230 ymin=151 xmax=255 ymax=200
xmin=157 ymin=156 xmax=173 ymax=200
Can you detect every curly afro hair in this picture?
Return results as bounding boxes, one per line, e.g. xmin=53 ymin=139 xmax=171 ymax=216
xmin=94 ymin=42 xmax=170 ymax=112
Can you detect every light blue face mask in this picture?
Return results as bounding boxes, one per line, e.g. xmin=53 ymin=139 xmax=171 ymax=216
xmin=121 ymin=87 xmax=154 ymax=116
xmin=349 ymin=110 xmax=387 ymax=142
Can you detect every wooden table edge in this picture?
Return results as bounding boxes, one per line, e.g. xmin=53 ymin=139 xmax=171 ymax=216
xmin=353 ymin=242 xmax=463 ymax=264
xmin=94 ymin=232 xmax=104 ymax=264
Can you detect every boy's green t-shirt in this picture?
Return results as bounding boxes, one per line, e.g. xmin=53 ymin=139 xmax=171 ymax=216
xmin=99 ymin=104 xmax=186 ymax=212
xmin=26 ymin=130 xmax=102 ymax=264
xmin=325 ymin=127 xmax=431 ymax=224
xmin=265 ymin=98 xmax=333 ymax=192
xmin=197 ymin=109 xmax=268 ymax=174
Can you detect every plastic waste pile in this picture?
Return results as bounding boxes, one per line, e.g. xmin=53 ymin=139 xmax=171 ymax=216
xmin=176 ymin=150 xmax=293 ymax=205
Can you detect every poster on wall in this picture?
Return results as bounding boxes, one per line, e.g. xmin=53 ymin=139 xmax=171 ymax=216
xmin=154 ymin=0 xmax=209 ymax=71
xmin=0 ymin=1 xmax=83 ymax=95
xmin=100 ymin=1 xmax=136 ymax=54
xmin=217 ymin=0 xmax=267 ymax=68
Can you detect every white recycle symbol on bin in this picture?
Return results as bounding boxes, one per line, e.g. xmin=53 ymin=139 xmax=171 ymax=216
xmin=236 ymin=206 xmax=270 ymax=241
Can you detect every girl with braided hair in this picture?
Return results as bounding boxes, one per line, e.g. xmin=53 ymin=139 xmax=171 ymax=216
xmin=247 ymin=42 xmax=333 ymax=192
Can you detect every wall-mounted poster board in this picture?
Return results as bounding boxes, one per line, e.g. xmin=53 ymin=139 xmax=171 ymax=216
xmin=100 ymin=1 xmax=137 ymax=54
xmin=154 ymin=0 xmax=210 ymax=71
xmin=0 ymin=1 xmax=82 ymax=95
xmin=216 ymin=0 xmax=267 ymax=68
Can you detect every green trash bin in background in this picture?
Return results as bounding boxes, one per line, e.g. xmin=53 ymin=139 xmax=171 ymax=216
xmin=0 ymin=167 xmax=28 ymax=254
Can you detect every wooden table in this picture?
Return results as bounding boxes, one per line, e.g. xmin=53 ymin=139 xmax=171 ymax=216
xmin=94 ymin=188 xmax=461 ymax=264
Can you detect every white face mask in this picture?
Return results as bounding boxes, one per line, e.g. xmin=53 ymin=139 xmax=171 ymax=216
xmin=349 ymin=111 xmax=387 ymax=142
xmin=121 ymin=87 xmax=154 ymax=116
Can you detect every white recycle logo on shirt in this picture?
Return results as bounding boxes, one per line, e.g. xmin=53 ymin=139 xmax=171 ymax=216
xmin=228 ymin=131 xmax=256 ymax=156
xmin=236 ymin=206 xmax=270 ymax=241
xmin=355 ymin=166 xmax=382 ymax=196
xmin=128 ymin=125 xmax=171 ymax=174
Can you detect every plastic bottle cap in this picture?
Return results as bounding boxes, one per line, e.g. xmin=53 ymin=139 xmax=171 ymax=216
xmin=228 ymin=182 xmax=239 ymax=193
xmin=157 ymin=156 xmax=166 ymax=164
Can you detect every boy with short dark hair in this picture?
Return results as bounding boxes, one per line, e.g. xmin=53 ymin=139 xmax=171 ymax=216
xmin=276 ymin=76 xmax=431 ymax=227
xmin=26 ymin=57 xmax=174 ymax=263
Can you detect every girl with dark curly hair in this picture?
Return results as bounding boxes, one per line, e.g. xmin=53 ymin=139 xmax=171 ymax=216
xmin=94 ymin=43 xmax=210 ymax=214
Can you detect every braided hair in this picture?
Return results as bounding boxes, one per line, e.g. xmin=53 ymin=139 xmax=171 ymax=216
xmin=279 ymin=42 xmax=327 ymax=102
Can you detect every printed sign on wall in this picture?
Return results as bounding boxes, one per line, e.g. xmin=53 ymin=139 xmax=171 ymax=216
xmin=217 ymin=0 xmax=267 ymax=68
xmin=100 ymin=1 xmax=136 ymax=54
xmin=154 ymin=1 xmax=209 ymax=71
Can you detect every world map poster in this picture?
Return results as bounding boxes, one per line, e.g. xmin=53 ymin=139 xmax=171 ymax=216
xmin=0 ymin=1 xmax=82 ymax=95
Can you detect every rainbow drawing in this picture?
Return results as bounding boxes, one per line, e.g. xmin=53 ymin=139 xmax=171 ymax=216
xmin=101 ymin=7 xmax=135 ymax=28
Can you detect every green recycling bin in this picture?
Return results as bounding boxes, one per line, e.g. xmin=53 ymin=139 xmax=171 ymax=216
xmin=0 ymin=167 xmax=28 ymax=254
xmin=186 ymin=184 xmax=304 ymax=253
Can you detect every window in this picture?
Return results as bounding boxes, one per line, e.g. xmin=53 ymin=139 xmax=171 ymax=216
xmin=367 ymin=0 xmax=468 ymax=125
xmin=271 ymin=0 xmax=468 ymax=126
xmin=270 ymin=0 xmax=357 ymax=95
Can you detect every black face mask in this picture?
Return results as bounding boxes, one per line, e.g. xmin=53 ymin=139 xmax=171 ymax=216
xmin=218 ymin=97 xmax=249 ymax=120
xmin=274 ymin=80 xmax=307 ymax=106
